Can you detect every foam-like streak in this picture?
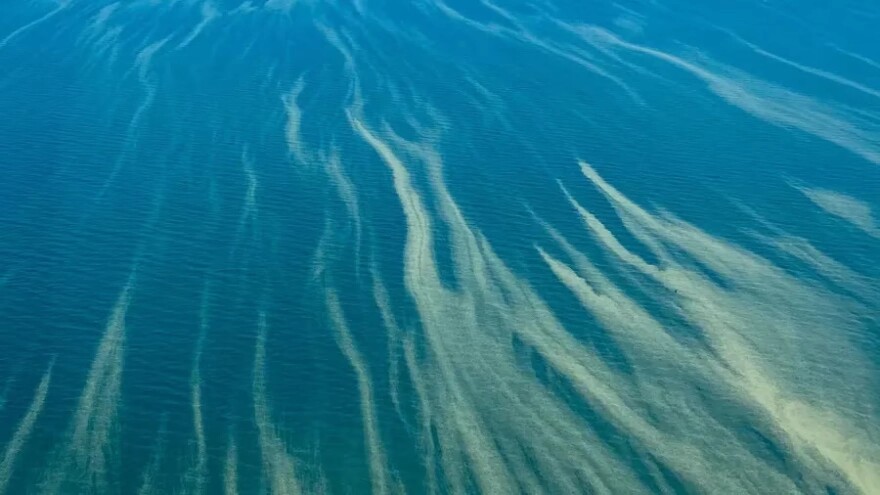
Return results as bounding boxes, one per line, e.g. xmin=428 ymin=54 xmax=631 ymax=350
xmin=461 ymin=74 xmax=515 ymax=129
xmin=370 ymin=269 xmax=405 ymax=422
xmin=832 ymin=45 xmax=880 ymax=72
xmin=747 ymin=226 xmax=880 ymax=302
xmin=612 ymin=8 xmax=645 ymax=36
xmin=228 ymin=1 xmax=257 ymax=15
xmin=41 ymin=275 xmax=135 ymax=494
xmin=78 ymin=3 xmax=118 ymax=46
xmin=184 ymin=287 xmax=210 ymax=495
xmin=349 ymin=112 xmax=518 ymax=493
xmin=263 ymin=0 xmax=297 ymax=13
xmin=85 ymin=26 xmax=123 ymax=71
xmin=428 ymin=0 xmax=643 ymax=103
xmin=347 ymin=94 xmax=650 ymax=492
xmin=176 ymin=1 xmax=219 ymax=50
xmin=253 ymin=314 xmax=303 ymax=495
xmin=730 ymin=34 xmax=880 ymax=100
xmin=91 ymin=3 xmax=119 ymax=28
xmin=224 ymin=434 xmax=238 ymax=495
xmin=96 ymin=36 xmax=170 ymax=203
xmin=569 ymin=161 xmax=880 ymax=493
xmin=399 ymin=336 xmax=440 ymax=494
xmin=324 ymin=150 xmax=363 ymax=277
xmin=243 ymin=153 xmax=258 ymax=215
xmin=77 ymin=2 xmax=121 ymax=67
xmin=187 ymin=356 xmax=207 ymax=494
xmin=282 ymin=74 xmax=363 ymax=279
xmin=798 ymin=185 xmax=880 ymax=238
xmin=534 ymin=238 xmax=808 ymax=492
xmin=326 ymin=289 xmax=392 ymax=495
xmin=282 ymin=78 xmax=308 ymax=164
xmin=131 ymin=37 xmax=170 ymax=114
xmin=231 ymin=151 xmax=259 ymax=257
xmin=0 ymin=2 xmax=68 ymax=51
xmin=137 ymin=419 xmax=168 ymax=495
xmin=584 ymin=28 xmax=880 ymax=165
xmin=0 ymin=361 xmax=53 ymax=493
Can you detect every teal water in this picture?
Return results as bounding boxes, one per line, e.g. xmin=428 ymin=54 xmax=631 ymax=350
xmin=1 ymin=0 xmax=879 ymax=493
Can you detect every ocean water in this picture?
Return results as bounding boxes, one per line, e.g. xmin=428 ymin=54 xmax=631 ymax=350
xmin=1 ymin=0 xmax=879 ymax=493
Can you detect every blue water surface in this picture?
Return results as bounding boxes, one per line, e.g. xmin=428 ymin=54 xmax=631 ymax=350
xmin=1 ymin=0 xmax=879 ymax=493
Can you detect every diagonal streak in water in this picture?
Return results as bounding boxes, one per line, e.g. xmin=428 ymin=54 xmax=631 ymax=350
xmin=0 ymin=361 xmax=54 ymax=494
xmin=326 ymin=288 xmax=392 ymax=495
xmin=253 ymin=314 xmax=303 ymax=495
xmin=39 ymin=274 xmax=135 ymax=494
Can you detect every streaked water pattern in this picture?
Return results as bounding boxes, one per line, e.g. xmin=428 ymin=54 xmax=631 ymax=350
xmin=1 ymin=0 xmax=879 ymax=493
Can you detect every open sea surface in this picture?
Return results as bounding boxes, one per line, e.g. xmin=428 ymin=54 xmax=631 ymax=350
xmin=1 ymin=0 xmax=879 ymax=493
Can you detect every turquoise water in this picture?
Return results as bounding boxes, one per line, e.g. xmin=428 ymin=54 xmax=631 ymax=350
xmin=1 ymin=0 xmax=879 ymax=493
